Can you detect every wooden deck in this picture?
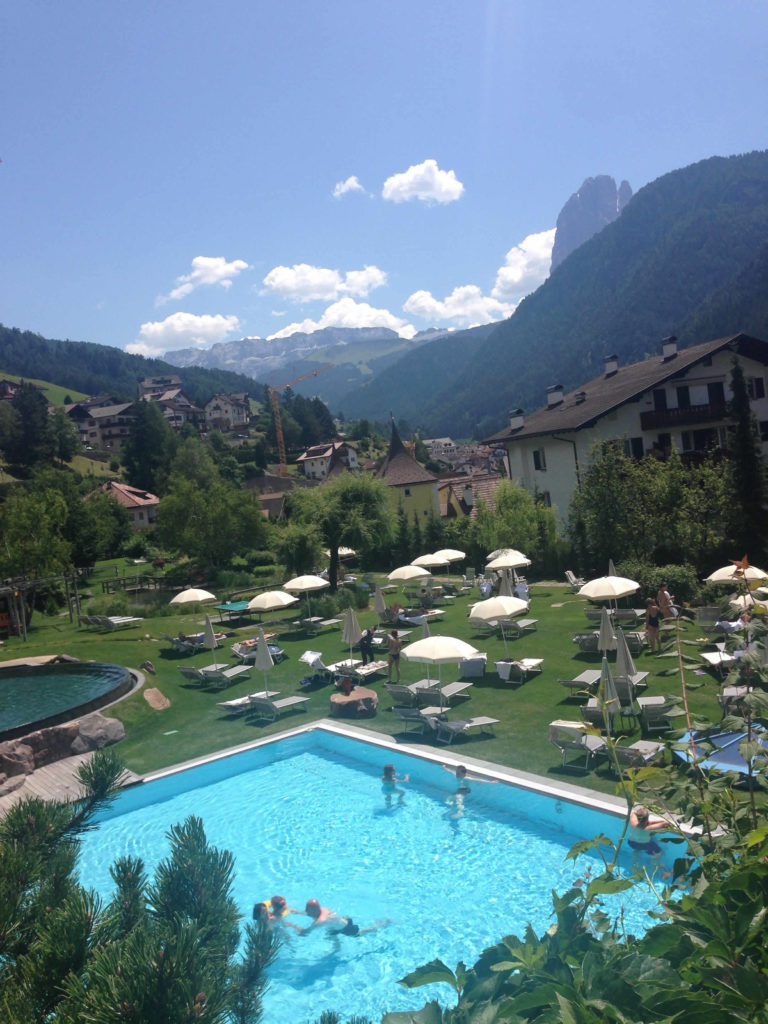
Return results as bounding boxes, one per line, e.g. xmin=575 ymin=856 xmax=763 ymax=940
xmin=0 ymin=753 xmax=141 ymax=817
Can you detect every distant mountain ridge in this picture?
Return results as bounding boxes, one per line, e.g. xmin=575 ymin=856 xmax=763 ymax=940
xmin=550 ymin=175 xmax=632 ymax=270
xmin=337 ymin=151 xmax=768 ymax=438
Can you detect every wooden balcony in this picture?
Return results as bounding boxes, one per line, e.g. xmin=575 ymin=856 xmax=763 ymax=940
xmin=640 ymin=402 xmax=728 ymax=430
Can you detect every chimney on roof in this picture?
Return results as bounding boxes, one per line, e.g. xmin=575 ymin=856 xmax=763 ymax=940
xmin=546 ymin=384 xmax=564 ymax=408
xmin=508 ymin=408 xmax=524 ymax=430
xmin=662 ymin=335 xmax=678 ymax=361
xmin=604 ymin=353 xmax=618 ymax=376
xmin=463 ymin=482 xmax=474 ymax=508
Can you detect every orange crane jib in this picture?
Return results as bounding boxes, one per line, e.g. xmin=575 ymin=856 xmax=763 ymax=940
xmin=269 ymin=364 xmax=332 ymax=474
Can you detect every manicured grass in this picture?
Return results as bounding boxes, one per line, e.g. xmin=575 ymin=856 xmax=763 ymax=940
xmin=1 ymin=576 xmax=724 ymax=795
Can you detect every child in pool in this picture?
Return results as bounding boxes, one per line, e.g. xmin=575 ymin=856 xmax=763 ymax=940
xmin=381 ymin=763 xmax=408 ymax=806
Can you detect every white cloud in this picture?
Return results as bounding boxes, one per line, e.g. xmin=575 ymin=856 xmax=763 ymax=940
xmin=403 ymin=284 xmax=513 ymax=327
xmin=127 ymin=312 xmax=241 ymax=356
xmin=262 ymin=263 xmax=387 ymax=303
xmin=491 ymin=228 xmax=555 ymax=302
xmin=382 ymin=158 xmax=464 ymax=204
xmin=158 ymin=256 xmax=249 ymax=304
xmin=333 ymin=175 xmax=366 ymax=198
xmin=268 ymin=297 xmax=415 ymax=340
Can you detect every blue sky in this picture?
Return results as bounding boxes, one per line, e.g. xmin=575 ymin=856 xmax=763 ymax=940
xmin=2 ymin=1 xmax=767 ymax=358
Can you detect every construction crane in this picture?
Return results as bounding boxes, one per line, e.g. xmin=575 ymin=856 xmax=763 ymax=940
xmin=269 ymin=364 xmax=333 ymax=474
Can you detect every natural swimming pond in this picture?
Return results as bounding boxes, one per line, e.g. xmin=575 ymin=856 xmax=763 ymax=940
xmin=78 ymin=728 xmax=669 ymax=1023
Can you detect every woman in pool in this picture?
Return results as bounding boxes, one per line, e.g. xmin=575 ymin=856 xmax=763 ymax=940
xmin=628 ymin=806 xmax=672 ymax=878
xmin=381 ymin=763 xmax=408 ymax=806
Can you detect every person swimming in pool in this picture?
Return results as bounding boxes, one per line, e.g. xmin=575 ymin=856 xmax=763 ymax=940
xmin=381 ymin=762 xmax=408 ymax=806
xmin=628 ymin=805 xmax=672 ymax=879
xmin=296 ymin=899 xmax=389 ymax=940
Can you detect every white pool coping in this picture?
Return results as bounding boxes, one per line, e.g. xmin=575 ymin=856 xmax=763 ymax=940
xmin=137 ymin=718 xmax=629 ymax=819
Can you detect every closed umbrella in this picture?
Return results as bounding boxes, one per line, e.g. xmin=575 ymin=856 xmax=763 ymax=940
xmin=608 ymin=558 xmax=618 ymax=577
xmin=203 ymin=613 xmax=221 ymax=670
xmin=421 ymin=618 xmax=432 ymax=640
xmin=401 ymin=635 xmax=479 ymax=685
xmin=169 ymin=588 xmax=217 ymax=605
xmin=615 ymin=627 xmax=637 ymax=678
xmin=342 ymin=606 xmax=363 ymax=661
xmin=469 ymin=595 xmax=528 ymax=657
xmin=247 ymin=591 xmax=299 ymax=613
xmin=597 ymin=657 xmax=621 ymax=733
xmin=598 ymin=607 xmax=617 ymax=653
xmin=283 ymin=574 xmax=330 ymax=619
xmin=498 ymin=570 xmax=513 ymax=597
xmin=253 ymin=627 xmax=278 ymax=697
xmin=374 ymin=585 xmax=388 ymax=622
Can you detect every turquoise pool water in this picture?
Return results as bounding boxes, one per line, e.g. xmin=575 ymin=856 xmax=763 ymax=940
xmin=77 ymin=729 xmax=667 ymax=1023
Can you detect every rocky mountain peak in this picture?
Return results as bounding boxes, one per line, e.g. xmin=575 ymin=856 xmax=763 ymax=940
xmin=550 ymin=175 xmax=632 ymax=270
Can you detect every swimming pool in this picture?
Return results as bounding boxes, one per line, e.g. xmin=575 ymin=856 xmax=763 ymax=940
xmin=0 ymin=661 xmax=133 ymax=740
xmin=77 ymin=726 xmax=668 ymax=1023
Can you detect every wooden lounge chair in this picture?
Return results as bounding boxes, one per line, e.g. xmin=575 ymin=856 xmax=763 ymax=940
xmin=425 ymin=715 xmax=499 ymax=744
xmin=549 ymin=719 xmax=608 ymax=769
xmin=248 ymin=695 xmax=310 ymax=723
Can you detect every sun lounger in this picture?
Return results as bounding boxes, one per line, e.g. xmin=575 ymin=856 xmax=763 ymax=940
xmin=216 ymin=691 xmax=279 ymax=715
xmin=424 ymin=715 xmax=499 ymax=744
xmin=392 ymin=707 xmax=431 ymax=733
xmin=637 ymin=695 xmax=682 ymax=734
xmin=163 ymin=633 xmax=204 ymax=655
xmin=549 ymin=719 xmax=608 ymax=769
xmin=200 ymin=666 xmax=252 ymax=689
xmin=565 ymin=570 xmax=585 ymax=592
xmin=248 ymin=695 xmax=310 ymax=723
xmin=573 ymin=632 xmax=600 ymax=653
xmin=506 ymin=618 xmax=538 ymax=638
xmin=177 ymin=665 xmax=206 ymax=686
xmin=385 ymin=684 xmax=420 ymax=708
xmin=718 ymin=685 xmax=752 ymax=713
xmin=415 ymin=681 xmax=473 ymax=707
xmin=94 ymin=615 xmax=144 ymax=631
xmin=610 ymin=740 xmax=665 ymax=774
xmin=497 ymin=658 xmax=543 ymax=683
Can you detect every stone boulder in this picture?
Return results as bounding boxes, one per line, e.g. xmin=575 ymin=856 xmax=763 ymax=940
xmin=70 ymin=713 xmax=126 ymax=754
xmin=0 ymin=740 xmax=36 ymax=778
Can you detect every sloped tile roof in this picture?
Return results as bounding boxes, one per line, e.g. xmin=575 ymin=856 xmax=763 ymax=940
xmin=377 ymin=422 xmax=437 ymax=486
xmin=482 ymin=333 xmax=768 ymax=444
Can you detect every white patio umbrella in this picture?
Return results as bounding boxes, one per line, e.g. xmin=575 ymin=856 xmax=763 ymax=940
xmin=615 ymin=627 xmax=637 ymax=678
xmin=401 ymin=635 xmax=479 ymax=685
xmin=283 ymin=574 xmax=330 ymax=618
xmin=253 ymin=627 xmax=277 ymax=697
xmin=433 ymin=548 xmax=465 ymax=563
xmin=487 ymin=547 xmax=527 ymax=562
xmin=578 ymin=576 xmax=640 ymax=604
xmin=203 ymin=613 xmax=221 ymax=670
xmin=411 ymin=553 xmax=450 ymax=569
xmin=388 ymin=565 xmax=431 ymax=583
xmin=247 ymin=591 xmax=299 ymax=614
xmin=486 ymin=551 xmax=531 ymax=571
xmin=597 ymin=657 xmax=621 ymax=733
xmin=169 ymin=587 xmax=217 ymax=605
xmin=469 ymin=595 xmax=528 ymax=657
xmin=324 ymin=546 xmax=356 ymax=559
xmin=598 ymin=607 xmax=617 ymax=653
xmin=705 ymin=564 xmax=768 ymax=584
xmin=374 ymin=585 xmax=388 ymax=621
xmin=342 ymin=606 xmax=363 ymax=661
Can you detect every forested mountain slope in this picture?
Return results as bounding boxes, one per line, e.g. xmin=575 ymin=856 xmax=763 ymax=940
xmin=0 ymin=325 xmax=267 ymax=406
xmin=340 ymin=151 xmax=768 ymax=438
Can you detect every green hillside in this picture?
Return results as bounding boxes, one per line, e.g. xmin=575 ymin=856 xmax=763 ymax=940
xmin=0 ymin=371 xmax=88 ymax=406
xmin=339 ymin=151 xmax=768 ymax=438
xmin=0 ymin=324 xmax=268 ymax=406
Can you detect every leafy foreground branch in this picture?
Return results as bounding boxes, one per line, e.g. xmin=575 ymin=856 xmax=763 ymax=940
xmin=0 ymin=749 xmax=278 ymax=1024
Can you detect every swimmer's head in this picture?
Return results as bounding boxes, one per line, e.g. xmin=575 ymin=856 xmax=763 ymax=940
xmin=456 ymin=765 xmax=467 ymax=778
xmin=305 ymin=899 xmax=321 ymax=918
xmin=253 ymin=901 xmax=268 ymax=921
xmin=383 ymin=763 xmax=395 ymax=779
xmin=635 ymin=806 xmax=649 ymax=823
xmin=270 ymin=895 xmax=286 ymax=913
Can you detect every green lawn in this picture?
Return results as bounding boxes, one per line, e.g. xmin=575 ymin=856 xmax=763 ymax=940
xmin=2 ymin=577 xmax=723 ymax=794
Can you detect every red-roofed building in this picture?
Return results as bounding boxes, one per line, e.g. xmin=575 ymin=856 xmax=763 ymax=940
xmin=99 ymin=481 xmax=159 ymax=531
